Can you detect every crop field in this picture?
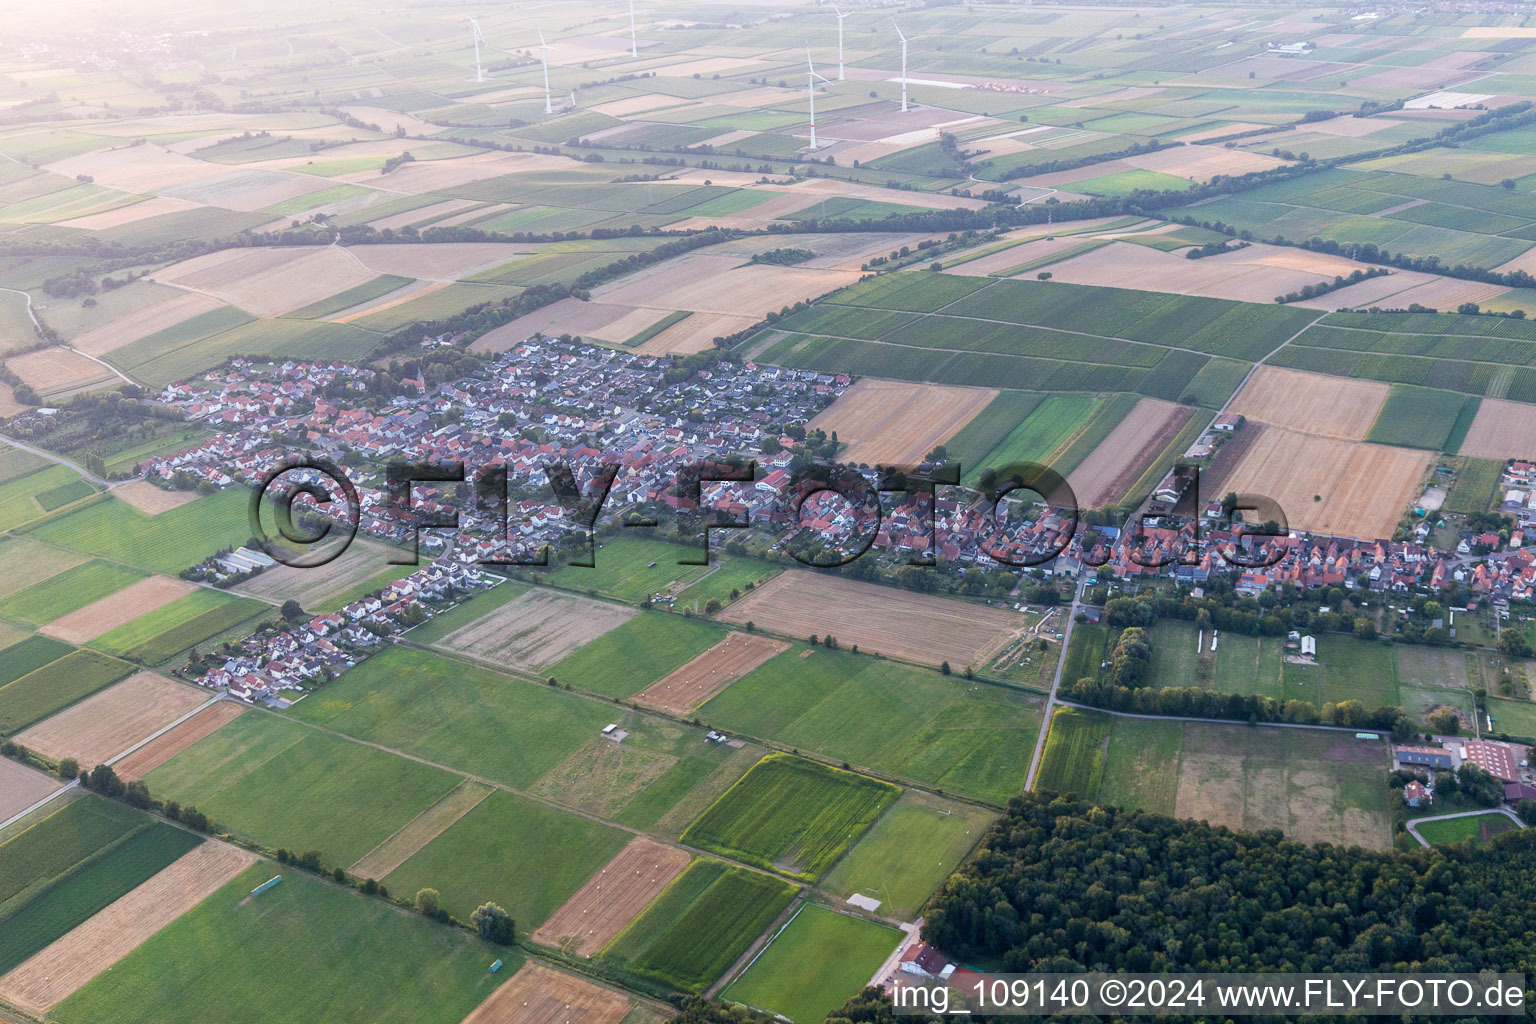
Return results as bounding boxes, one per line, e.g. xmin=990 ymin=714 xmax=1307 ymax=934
xmin=348 ymin=779 xmax=493 ymax=881
xmin=1210 ymin=425 xmax=1431 ymax=540
xmin=670 ymin=559 xmax=783 ymax=616
xmin=6 ymin=348 xmax=115 ymax=400
xmin=602 ymin=858 xmax=797 ymax=993
xmin=462 ymin=963 xmax=632 ymax=1024
xmin=821 ymin=791 xmax=993 ymax=920
xmin=541 ymin=608 xmax=729 ymax=698
xmin=234 ymin=537 xmax=404 ymax=610
xmin=1459 ymin=397 xmax=1536 ymax=459
xmin=27 ymin=489 xmax=251 ymax=574
xmin=153 ymin=245 xmax=383 ymax=317
xmin=681 ymin=753 xmax=898 ymax=881
xmin=0 ymin=649 xmax=135 ymax=735
xmin=807 ymin=379 xmax=998 ymax=466
xmin=145 ymin=710 xmax=462 ymax=867
xmin=547 ymin=536 xmax=711 ymax=603
xmin=51 ymin=863 xmax=503 ymax=1024
xmin=961 ymin=394 xmax=1102 ymax=488
xmin=39 ymin=575 xmax=196 ymax=645
xmin=436 ymin=588 xmax=636 ymax=672
xmin=721 ymin=905 xmax=900 ymax=1024
xmin=288 ymin=646 xmax=618 ymax=792
xmin=1366 ymin=386 xmax=1476 ymax=451
xmin=1063 ymin=397 xmax=1192 ymax=508
xmin=0 ymin=842 xmax=255 ymax=1018
xmin=0 ymin=634 xmax=73 ymax=687
xmin=1228 ymin=367 xmax=1388 ymax=441
xmin=721 ymin=572 xmax=1024 ymax=670
xmin=109 ymin=480 xmax=200 ymax=515
xmin=15 ymin=670 xmax=206 ymax=767
xmin=114 ymin=701 xmax=247 ymax=781
xmin=0 ymin=560 xmax=146 ymax=629
xmin=532 ymin=837 xmax=692 ymax=955
xmin=0 ymin=823 xmax=201 ymax=977
xmin=0 ymin=797 xmax=143 ymax=911
xmin=941 ymin=391 xmax=1044 ymax=475
xmin=703 ymin=644 xmax=1043 ymax=803
xmin=637 ymin=632 xmax=789 ymax=713
xmin=0 ymin=466 xmax=97 ymax=532
xmin=0 ymin=757 xmax=60 ymax=821
xmin=1039 ymin=711 xmax=1394 ymax=850
xmin=383 ymin=789 xmax=629 ymax=929
xmin=1443 ymin=458 xmax=1504 ymax=516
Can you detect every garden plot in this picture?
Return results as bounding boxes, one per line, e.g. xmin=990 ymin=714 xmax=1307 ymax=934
xmin=1228 ymin=366 xmax=1389 ymax=441
xmin=636 ymin=632 xmax=789 ymax=713
xmin=152 ymin=246 xmax=381 ymax=317
xmin=721 ymin=571 xmax=1025 ymax=670
xmin=37 ymin=575 xmax=195 ymax=645
xmin=66 ymin=292 xmax=224 ymax=357
xmin=6 ymin=348 xmax=116 ymax=399
xmin=1459 ymin=397 xmax=1536 ymax=459
xmin=532 ymin=837 xmax=691 ymax=955
xmin=114 ymin=701 xmax=246 ymax=781
xmin=461 ymin=963 xmax=631 ymax=1024
xmin=15 ymin=670 xmax=207 ymax=767
xmin=808 ymin=378 xmax=997 ymax=466
xmin=437 ymin=588 xmax=636 ymax=672
xmin=1064 ymin=398 xmax=1193 ymax=508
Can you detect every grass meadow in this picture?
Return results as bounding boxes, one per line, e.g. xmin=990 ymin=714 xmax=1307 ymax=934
xmin=721 ymin=904 xmax=900 ymax=1024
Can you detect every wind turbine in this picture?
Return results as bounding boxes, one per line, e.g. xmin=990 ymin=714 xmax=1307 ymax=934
xmin=469 ymin=16 xmax=486 ymax=84
xmin=538 ymin=29 xmax=557 ymax=114
xmin=629 ymin=0 xmax=639 ymax=57
xmin=832 ymin=4 xmax=846 ymax=80
xmin=805 ymin=45 xmax=831 ymax=149
xmin=893 ymin=21 xmax=909 ymax=113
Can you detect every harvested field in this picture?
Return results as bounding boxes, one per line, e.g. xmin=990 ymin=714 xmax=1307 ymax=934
xmin=114 ymin=701 xmax=246 ymax=781
xmin=329 ymin=280 xmax=447 ymax=324
xmin=461 ymin=963 xmax=630 ymax=1024
xmin=0 ymin=841 xmax=256 ymax=1017
xmin=348 ymin=779 xmax=494 ymax=880
xmin=15 ymin=671 xmax=208 ymax=767
xmin=721 ymin=572 xmax=1025 ymax=670
xmin=1035 ymin=241 xmax=1370 ymax=304
xmin=6 ymin=348 xmax=112 ymax=397
xmin=0 ymin=383 xmax=25 ymax=418
xmin=0 ymin=538 xmax=88 ymax=600
xmin=1459 ymin=397 xmax=1536 ymax=459
xmin=110 ymin=480 xmax=199 ymax=515
xmin=365 ymin=198 xmax=481 ymax=231
xmin=1123 ymin=144 xmax=1288 ymax=181
xmin=1209 ymin=424 xmax=1432 ymax=540
xmin=233 ymin=536 xmax=399 ymax=608
xmin=635 ymin=312 xmax=757 ymax=355
xmin=532 ymin=837 xmax=691 ymax=954
xmin=1228 ymin=366 xmax=1389 ymax=440
xmin=0 ymin=757 xmax=60 ymax=822
xmin=55 ymin=196 xmax=201 ymax=231
xmin=591 ymin=256 xmax=862 ymax=318
xmin=153 ymin=246 xmax=379 ymax=317
xmin=1064 ymin=398 xmax=1193 ymax=508
xmin=437 ymin=589 xmax=636 ymax=672
xmin=637 ymin=632 xmax=790 ymax=713
xmin=67 ymin=293 xmax=224 ymax=357
xmin=472 ymin=298 xmax=646 ymax=354
xmin=808 ymin=379 xmax=997 ymax=466
xmin=38 ymin=575 xmax=195 ymax=645
xmin=345 ymin=242 xmax=530 ymax=280
xmin=341 ymin=151 xmax=575 ymax=192
xmin=46 ymin=144 xmax=232 ymax=193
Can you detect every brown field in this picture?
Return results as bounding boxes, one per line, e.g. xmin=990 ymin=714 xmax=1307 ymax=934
xmin=1122 ymin=143 xmax=1288 ymax=181
xmin=7 ymin=347 xmax=113 ymax=396
xmin=0 ymin=757 xmax=61 ymax=822
xmin=0 ymin=841 xmax=257 ymax=1017
xmin=1370 ymin=276 xmax=1509 ymax=310
xmin=68 ymin=292 xmax=225 ymax=357
xmin=637 ymin=632 xmax=790 ymax=713
xmin=1228 ymin=366 xmax=1389 ymax=440
xmin=346 ymin=242 xmax=531 ymax=281
xmin=1209 ymin=424 xmax=1431 ymax=540
xmin=0 ymin=383 xmax=25 ymax=418
xmin=635 ymin=311 xmax=757 ymax=355
xmin=234 ymin=536 xmax=399 ymax=606
xmin=56 ymin=195 xmax=202 ymax=231
xmin=1037 ymin=240 xmax=1369 ymax=303
xmin=532 ymin=838 xmax=692 ymax=954
xmin=153 ymin=246 xmax=381 ymax=317
xmin=721 ymin=572 xmax=1025 ymax=669
xmin=38 ymin=575 xmax=195 ymax=644
xmin=0 ymin=539 xmax=88 ymax=599
xmin=461 ymin=963 xmax=631 ymax=1024
xmin=341 ymin=151 xmax=576 ymax=192
xmin=115 ymin=700 xmax=247 ymax=781
xmin=349 ymin=779 xmax=494 ymax=879
xmin=472 ymin=298 xmax=646 ymax=354
xmin=331 ymin=279 xmax=447 ymax=323
xmin=112 ymin=479 xmax=200 ymax=515
xmin=16 ymin=671 xmax=209 ymax=767
xmin=47 ymin=143 xmax=233 ymax=193
xmin=593 ymin=256 xmax=861 ymax=318
xmin=808 ymin=379 xmax=998 ymax=466
xmin=1065 ymin=398 xmax=1193 ymax=507
xmin=1291 ymin=269 xmax=1438 ymax=310
xmin=437 ymin=589 xmax=636 ymax=671
xmin=1459 ymin=397 xmax=1536 ymax=459
xmin=366 ymin=198 xmax=479 ymax=231
xmin=1176 ymin=121 xmax=1272 ymax=143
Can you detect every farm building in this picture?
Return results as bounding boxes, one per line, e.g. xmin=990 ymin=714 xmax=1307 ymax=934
xmin=1396 ymin=746 xmax=1453 ymax=771
xmin=1460 ymin=740 xmax=1521 ymax=782
xmin=1403 ymin=781 xmax=1428 ymax=808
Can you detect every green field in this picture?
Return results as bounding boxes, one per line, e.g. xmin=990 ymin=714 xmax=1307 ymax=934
xmin=941 ymin=391 xmax=1045 ymax=475
xmin=0 ymin=634 xmax=73 ymax=687
xmin=0 ymin=465 xmax=98 ymax=532
xmin=1366 ymin=386 xmax=1474 ymax=450
xmin=545 ymin=611 xmax=725 ymax=698
xmin=721 ymin=905 xmax=900 ymax=1024
xmin=0 ymin=824 xmax=200 ymax=975
xmin=28 ymin=489 xmax=252 ymax=574
xmin=673 ymin=558 xmax=783 ymax=614
xmin=1060 ymin=624 xmax=1107 ymax=686
xmin=700 ymin=646 xmax=1043 ymax=804
xmin=602 ymin=858 xmax=797 ymax=993
xmin=1035 ymin=707 xmax=1110 ymax=797
xmin=1413 ymin=812 xmax=1519 ymax=847
xmin=284 ymin=273 xmax=414 ymax=319
xmin=821 ymin=792 xmax=994 ymax=919
xmin=92 ymin=589 xmax=265 ymax=661
xmin=0 ymin=649 xmax=134 ymax=734
xmin=0 ymin=796 xmax=143 ymax=910
xmin=547 ymin=536 xmax=710 ymax=602
xmin=383 ymin=789 xmax=628 ymax=928
xmin=399 ymin=579 xmax=529 ymax=646
xmin=681 ymin=753 xmax=898 ymax=881
xmin=965 ymin=394 xmax=1102 ymax=487
xmin=1443 ymin=458 xmax=1503 ymax=516
xmin=145 ymin=710 xmax=461 ymax=867
xmin=0 ymin=559 xmax=146 ymax=628
xmin=54 ymin=864 xmax=507 ymax=1024
xmin=1487 ymin=697 xmax=1536 ymax=742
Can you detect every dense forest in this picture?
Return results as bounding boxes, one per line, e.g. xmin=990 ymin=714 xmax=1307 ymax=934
xmin=924 ymin=792 xmax=1536 ymax=975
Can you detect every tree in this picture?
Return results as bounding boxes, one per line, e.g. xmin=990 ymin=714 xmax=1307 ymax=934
xmin=415 ymin=888 xmax=441 ymax=916
xmin=704 ymin=597 xmax=722 ymax=615
xmin=87 ymin=763 xmax=123 ymax=798
xmin=1497 ymin=628 xmax=1531 ymax=658
xmin=280 ymin=599 xmax=306 ymax=621
xmin=57 ymin=757 xmax=78 ymax=780
xmin=471 ymin=902 xmax=515 ymax=944
xmin=1426 ymin=709 xmax=1460 ymax=735
xmin=941 ymin=661 xmax=952 ymax=675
